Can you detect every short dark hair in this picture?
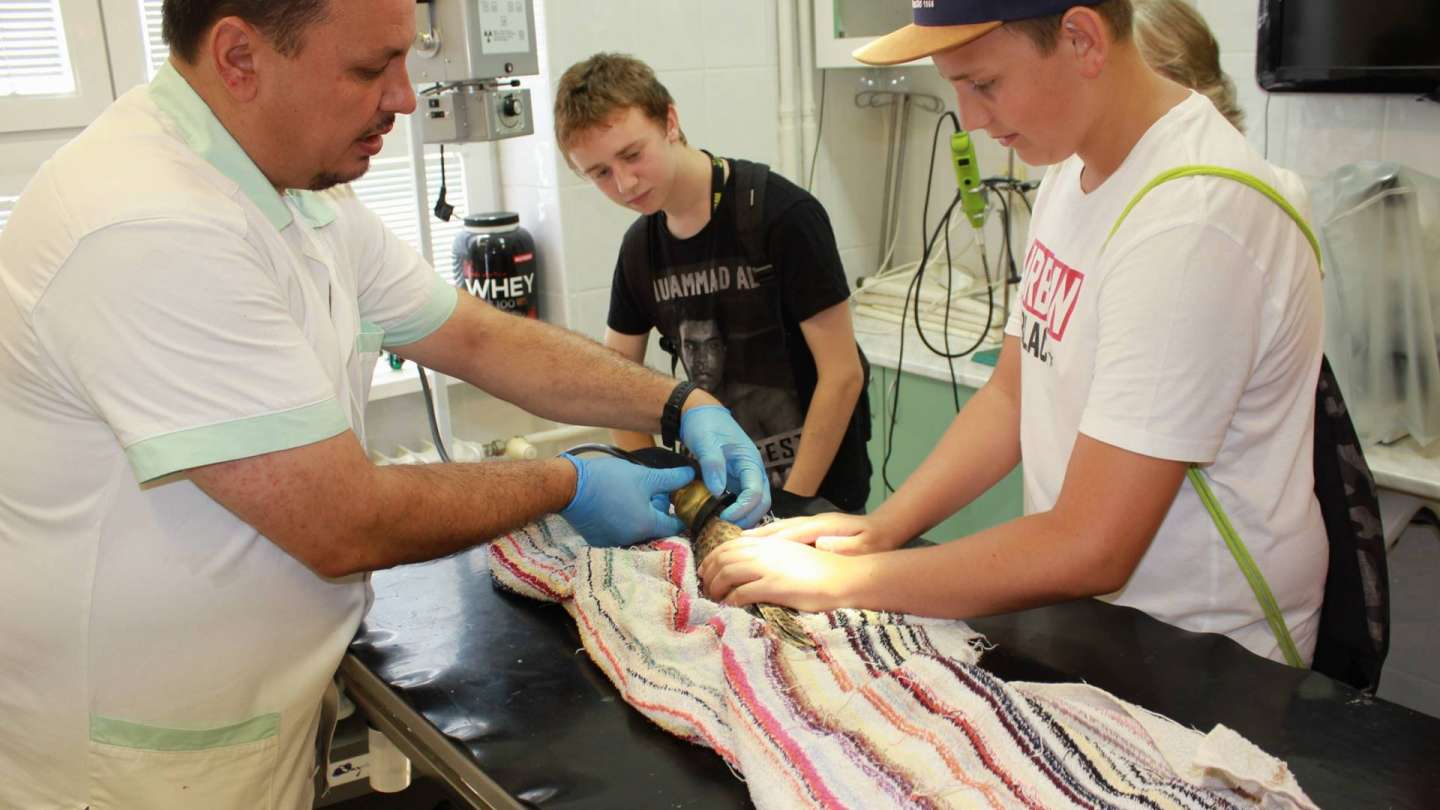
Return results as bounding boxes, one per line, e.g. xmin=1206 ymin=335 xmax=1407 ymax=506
xmin=162 ymin=0 xmax=331 ymax=64
xmin=1006 ymin=0 xmax=1134 ymax=53
xmin=553 ymin=53 xmax=684 ymax=166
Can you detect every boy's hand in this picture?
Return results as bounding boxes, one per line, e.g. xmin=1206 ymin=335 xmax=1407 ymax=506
xmin=742 ymin=513 xmax=902 ymax=556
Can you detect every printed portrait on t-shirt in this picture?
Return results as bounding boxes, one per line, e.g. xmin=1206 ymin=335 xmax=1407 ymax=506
xmin=676 ymin=312 xmax=804 ymax=490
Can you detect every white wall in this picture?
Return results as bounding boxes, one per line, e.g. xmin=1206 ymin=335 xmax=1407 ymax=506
xmin=1193 ymin=0 xmax=1440 ymax=184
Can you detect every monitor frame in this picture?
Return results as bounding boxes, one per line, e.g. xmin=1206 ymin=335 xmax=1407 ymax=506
xmin=1256 ymin=0 xmax=1440 ymax=100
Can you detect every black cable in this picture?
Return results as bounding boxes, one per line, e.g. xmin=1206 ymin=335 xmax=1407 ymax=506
xmin=806 ymin=70 xmax=828 ymax=192
xmin=996 ymin=191 xmax=1020 ymax=284
xmin=920 ymin=111 xmax=962 ymax=254
xmin=941 ymin=192 xmax=961 ymax=412
xmin=909 ymin=208 xmax=994 ymax=360
xmin=882 ymin=191 xmax=963 ymax=494
xmin=415 ymin=364 xmax=452 ymax=463
xmin=433 ymin=143 xmax=454 ymax=222
xmin=1263 ymin=92 xmax=1272 ymax=160
xmin=562 ymin=443 xmax=647 ymax=464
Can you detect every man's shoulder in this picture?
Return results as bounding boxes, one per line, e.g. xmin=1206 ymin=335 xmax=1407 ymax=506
xmin=41 ymin=93 xmax=250 ymax=239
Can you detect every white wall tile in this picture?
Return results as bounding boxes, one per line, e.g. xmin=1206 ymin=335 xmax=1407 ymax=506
xmin=1279 ymin=95 xmax=1387 ymax=180
xmin=655 ymin=70 xmax=710 ymax=144
xmin=537 ymin=290 xmax=570 ymax=328
xmin=838 ymin=245 xmax=879 ymax=289
xmin=1382 ymin=97 xmax=1440 ymax=177
xmin=501 ymin=183 xmax=570 ymax=300
xmin=557 ymin=184 xmax=634 ymax=293
xmin=543 ymin=0 xmax=637 ymax=78
xmin=499 ymin=134 xmax=572 ymax=192
xmin=629 ymin=3 xmax=707 ymax=72
xmin=567 ymin=288 xmax=614 ymax=342
xmin=700 ymin=0 xmax=775 ymax=68
xmin=808 ymin=69 xmax=888 ymax=253
xmin=702 ymin=68 xmax=781 ymax=167
xmin=1193 ymin=0 xmax=1258 ymax=54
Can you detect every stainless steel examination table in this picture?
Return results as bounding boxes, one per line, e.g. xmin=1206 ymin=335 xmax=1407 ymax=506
xmin=342 ymin=540 xmax=1440 ymax=809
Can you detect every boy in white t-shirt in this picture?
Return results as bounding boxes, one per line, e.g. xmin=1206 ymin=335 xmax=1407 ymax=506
xmin=699 ymin=0 xmax=1327 ymax=664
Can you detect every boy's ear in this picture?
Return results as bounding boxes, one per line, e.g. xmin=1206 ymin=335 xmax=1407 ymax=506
xmin=1061 ymin=7 xmax=1108 ymax=80
xmin=665 ymin=104 xmax=681 ymax=142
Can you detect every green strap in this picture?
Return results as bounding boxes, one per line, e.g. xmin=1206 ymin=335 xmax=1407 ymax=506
xmin=1104 ymin=164 xmax=1322 ymax=669
xmin=1103 ymin=164 xmax=1323 ymax=271
xmin=1187 ymin=468 xmax=1306 ymax=667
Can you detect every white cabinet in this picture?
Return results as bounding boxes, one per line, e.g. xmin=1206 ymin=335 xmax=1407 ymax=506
xmin=814 ymin=0 xmax=926 ymax=69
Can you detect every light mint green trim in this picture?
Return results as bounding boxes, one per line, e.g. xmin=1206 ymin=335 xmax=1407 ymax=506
xmin=91 ymin=713 xmax=279 ymax=752
xmin=357 ymin=321 xmax=386 ymax=353
xmin=1101 ymin=165 xmax=1321 ymax=669
xmin=149 ymin=62 xmax=336 ymax=231
xmin=288 ymin=188 xmax=338 ymax=228
xmin=1188 ymin=468 xmax=1306 ymax=667
xmin=381 ymin=276 xmax=459 ymax=348
xmin=125 ymin=399 xmax=349 ymax=483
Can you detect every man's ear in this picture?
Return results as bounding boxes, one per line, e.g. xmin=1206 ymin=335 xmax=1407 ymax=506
xmin=1060 ymin=7 xmax=1108 ymax=79
xmin=210 ymin=17 xmax=262 ymax=102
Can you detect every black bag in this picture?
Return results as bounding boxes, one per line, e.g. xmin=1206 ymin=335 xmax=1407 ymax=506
xmin=1310 ymin=355 xmax=1390 ymax=693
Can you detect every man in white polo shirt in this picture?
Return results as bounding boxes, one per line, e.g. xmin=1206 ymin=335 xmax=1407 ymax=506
xmin=0 ymin=1 xmax=766 ymax=808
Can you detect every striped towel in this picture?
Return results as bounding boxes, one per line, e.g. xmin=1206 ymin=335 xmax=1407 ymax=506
xmin=489 ymin=518 xmax=1318 ymax=810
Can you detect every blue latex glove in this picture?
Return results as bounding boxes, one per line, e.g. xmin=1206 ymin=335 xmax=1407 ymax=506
xmin=679 ymin=405 xmax=771 ymax=528
xmin=558 ymin=453 xmax=695 ymax=548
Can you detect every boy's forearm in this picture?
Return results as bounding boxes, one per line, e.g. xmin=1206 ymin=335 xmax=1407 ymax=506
xmin=782 ymin=374 xmax=863 ymax=496
xmin=843 ymin=511 xmax=1107 ymax=618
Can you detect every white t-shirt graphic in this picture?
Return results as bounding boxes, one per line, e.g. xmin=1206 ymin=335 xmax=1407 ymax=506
xmin=1004 ymin=92 xmax=1327 ymax=663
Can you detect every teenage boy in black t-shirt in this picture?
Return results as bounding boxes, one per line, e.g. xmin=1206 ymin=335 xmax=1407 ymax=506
xmin=554 ymin=53 xmax=871 ymax=513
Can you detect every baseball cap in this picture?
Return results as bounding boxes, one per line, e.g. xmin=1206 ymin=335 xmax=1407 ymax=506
xmin=853 ymin=1 xmax=1101 ymax=66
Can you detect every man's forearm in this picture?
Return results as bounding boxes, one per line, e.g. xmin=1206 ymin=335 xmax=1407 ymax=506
xmin=464 ymin=315 xmax=679 ymax=432
xmin=399 ymin=295 xmax=698 ymax=435
xmin=188 ymin=433 xmax=583 ymax=579
xmin=339 ymin=457 xmax=579 ymax=575
xmin=782 ymin=374 xmax=863 ymax=496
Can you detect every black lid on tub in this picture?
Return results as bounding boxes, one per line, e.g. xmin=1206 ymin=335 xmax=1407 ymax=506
xmin=463 ymin=211 xmax=520 ymax=228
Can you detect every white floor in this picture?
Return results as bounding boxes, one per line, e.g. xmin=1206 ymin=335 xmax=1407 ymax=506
xmin=1376 ymin=518 xmax=1440 ymax=718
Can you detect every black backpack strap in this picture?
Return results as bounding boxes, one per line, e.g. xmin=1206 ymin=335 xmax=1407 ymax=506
xmin=620 ymin=216 xmax=681 ymax=377
xmin=1311 ymin=355 xmax=1389 ymax=692
xmin=731 ymin=160 xmax=772 ymax=282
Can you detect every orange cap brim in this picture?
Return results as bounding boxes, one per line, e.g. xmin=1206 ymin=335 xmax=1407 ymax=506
xmin=852 ymin=20 xmax=1004 ymax=66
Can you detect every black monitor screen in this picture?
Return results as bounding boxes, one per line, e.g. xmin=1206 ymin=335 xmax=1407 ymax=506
xmin=1259 ymin=0 xmax=1440 ymax=95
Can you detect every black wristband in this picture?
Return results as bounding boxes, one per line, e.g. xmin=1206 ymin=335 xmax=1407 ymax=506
xmin=660 ymin=380 xmax=697 ymax=449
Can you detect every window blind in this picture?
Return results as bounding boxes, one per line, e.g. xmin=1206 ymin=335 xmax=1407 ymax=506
xmin=0 ymin=0 xmax=75 ymax=96
xmin=139 ymin=0 xmax=166 ymax=79
xmin=349 ymin=146 xmax=467 ymax=282
xmin=0 ymin=195 xmax=17 ymax=234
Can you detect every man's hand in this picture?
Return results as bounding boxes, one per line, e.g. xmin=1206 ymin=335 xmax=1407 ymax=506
xmin=742 ymin=512 xmax=902 ymax=556
xmin=698 ymin=536 xmax=865 ymax=611
xmin=679 ymin=405 xmax=770 ymax=527
xmin=559 ymin=454 xmax=694 ymax=548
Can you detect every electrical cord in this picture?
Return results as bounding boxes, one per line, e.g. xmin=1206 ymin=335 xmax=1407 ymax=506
xmin=415 ymin=363 xmax=452 ymax=463
xmin=806 ymin=70 xmax=829 ymax=193
xmin=561 ymin=442 xmax=648 ymax=464
xmin=881 ymin=189 xmax=963 ymax=493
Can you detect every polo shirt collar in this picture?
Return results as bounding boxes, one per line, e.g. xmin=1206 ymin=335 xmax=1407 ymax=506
xmin=149 ymin=60 xmax=336 ymax=231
